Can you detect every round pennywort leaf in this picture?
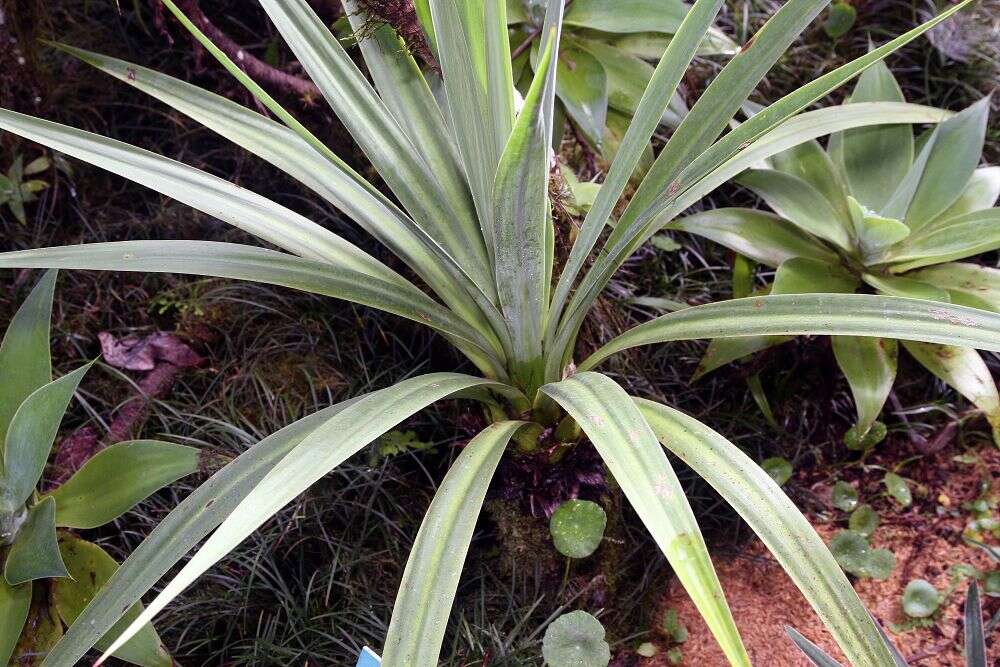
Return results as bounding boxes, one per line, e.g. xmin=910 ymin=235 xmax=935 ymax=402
xmin=761 ymin=457 xmax=793 ymax=486
xmin=543 ymin=611 xmax=611 ymax=667
xmin=550 ymin=500 xmax=607 ymax=559
xmin=832 ymin=481 xmax=859 ymax=512
xmin=902 ymin=579 xmax=941 ymax=618
xmin=849 ymin=504 xmax=880 ymax=537
xmin=884 ymin=473 xmax=912 ymax=507
xmin=830 ymin=530 xmax=896 ymax=580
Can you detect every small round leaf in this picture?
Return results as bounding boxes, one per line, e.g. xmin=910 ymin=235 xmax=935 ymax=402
xmin=884 ymin=473 xmax=912 ymax=507
xmin=543 ymin=611 xmax=611 ymax=667
xmin=832 ymin=481 xmax=859 ymax=512
xmin=824 ymin=2 xmax=857 ymax=39
xmin=902 ymin=579 xmax=941 ymax=618
xmin=550 ymin=500 xmax=607 ymax=559
xmin=848 ymin=504 xmax=880 ymax=537
xmin=761 ymin=457 xmax=793 ymax=486
xmin=830 ymin=530 xmax=896 ymax=580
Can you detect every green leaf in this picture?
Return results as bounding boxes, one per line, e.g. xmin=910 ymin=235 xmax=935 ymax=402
xmin=883 ymin=473 xmax=911 ymax=507
xmin=563 ymin=0 xmax=688 ymax=34
xmin=0 ymin=242 xmax=504 ymax=376
xmin=832 ymin=481 xmax=859 ymax=512
xmin=601 ymin=110 xmax=654 ymax=181
xmin=900 ymin=97 xmax=989 ymax=230
xmin=10 ymin=582 xmax=62 ymax=665
xmin=53 ymin=43 xmax=494 ymax=330
xmin=609 ymin=29 xmax=738 ymax=59
xmin=770 ymin=139 xmax=852 ymax=222
xmin=885 ymin=208 xmax=1000 ymax=272
xmin=542 ymin=610 xmax=611 ymax=667
xmin=53 ymin=535 xmax=171 ymax=667
xmin=833 ymin=60 xmax=911 ymax=212
xmin=830 ymin=530 xmax=895 ymax=579
xmin=771 ymin=257 xmax=859 ymax=295
xmin=382 ymin=421 xmax=525 ymax=666
xmin=786 ymin=627 xmax=846 ymax=667
xmin=823 ymin=2 xmax=856 ymax=39
xmin=902 ymin=342 xmax=1000 ymax=445
xmin=666 ymin=208 xmax=835 ymax=269
xmin=935 ymin=166 xmax=1000 ymax=220
xmin=902 ymin=579 xmax=941 ymax=618
xmin=550 ymin=499 xmax=608 ymax=558
xmin=542 ymin=373 xmax=749 ymax=666
xmin=553 ymin=46 xmax=607 ymax=148
xmin=252 ymin=0 xmax=494 ymax=292
xmin=846 ymin=196 xmax=911 ymax=261
xmin=637 ymin=400 xmax=897 ymax=666
xmin=0 ymin=576 xmax=31 ymax=665
xmin=904 ymin=263 xmax=1000 ymax=313
xmin=761 ymin=457 xmax=793 ymax=486
xmin=546 ymin=0 xmax=727 ymax=360
xmin=831 ymin=336 xmax=897 ymax=438
xmin=661 ymin=608 xmax=688 ymax=643
xmin=44 ymin=395 xmax=366 ymax=666
xmin=737 ymin=169 xmax=853 ymax=250
xmin=0 ymin=362 xmax=93 ymax=510
xmin=4 ymin=497 xmax=68 ymax=585
xmin=493 ymin=25 xmax=559 ymax=392
xmin=849 ymin=504 xmax=879 ymax=537
xmin=579 ymin=293 xmax=1000 ymax=372
xmin=965 ymin=582 xmax=986 ymax=667
xmin=864 ymin=273 xmax=951 ymax=302
xmin=0 ymin=269 xmax=55 ymax=447
xmin=575 ymin=38 xmax=652 ymax=119
xmin=47 ymin=440 xmax=199 ymax=529
xmin=23 ymin=156 xmax=50 ymax=176
xmin=95 ymin=374 xmax=514 ymax=661
xmin=693 ymin=333 xmax=792 ymax=380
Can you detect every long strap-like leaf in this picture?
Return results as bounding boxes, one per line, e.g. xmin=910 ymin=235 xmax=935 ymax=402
xmin=94 ymin=374 xmax=515 ymax=663
xmin=0 ymin=241 xmax=506 ymax=376
xmin=382 ymin=421 xmax=526 ymax=666
xmin=547 ymin=0 xmax=726 ymax=345
xmin=579 ymin=293 xmax=1000 ymax=371
xmin=542 ymin=373 xmax=750 ymax=666
xmin=555 ymin=1 xmax=974 ymax=372
xmin=43 ymin=395 xmax=364 ymax=666
xmin=51 ymin=42 xmax=500 ymax=338
xmin=552 ymin=103 xmax=951 ymax=371
xmin=255 ymin=0 xmax=495 ymax=297
xmin=637 ymin=398 xmax=897 ymax=666
xmin=492 ymin=19 xmax=560 ymax=393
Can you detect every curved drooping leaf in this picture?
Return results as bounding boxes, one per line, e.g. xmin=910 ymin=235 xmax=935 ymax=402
xmin=770 ymin=139 xmax=851 ymax=221
xmin=580 ymin=294 xmax=1000 ymax=372
xmin=553 ymin=45 xmax=608 ymax=148
xmin=542 ymin=373 xmax=749 ymax=666
xmin=47 ymin=440 xmax=200 ymax=529
xmin=637 ymin=399 xmax=897 ymax=666
xmin=0 ymin=362 xmax=93 ymax=510
xmin=53 ymin=535 xmax=172 ymax=667
xmin=885 ymin=208 xmax=1000 ymax=272
xmin=0 ymin=242 xmax=504 ymax=375
xmin=0 ymin=269 xmax=54 ymax=446
xmin=95 ymin=374 xmax=515 ymax=662
xmin=381 ymin=421 xmax=525 ymax=666
xmin=831 ymin=336 xmax=897 ymax=438
xmin=44 ymin=396 xmax=367 ymax=666
xmin=0 ymin=577 xmax=31 ymax=665
xmin=4 ymin=497 xmax=68 ymax=586
xmin=903 ymin=342 xmax=1000 ymax=444
xmin=49 ymin=42 xmax=492 ymax=328
xmin=905 ymin=263 xmax=1000 ymax=312
xmin=864 ymin=274 xmax=950 ymax=302
xmin=563 ymin=0 xmax=688 ymax=34
xmin=935 ymin=166 xmax=1000 ymax=220
xmin=665 ymin=209 xmax=835 ymax=268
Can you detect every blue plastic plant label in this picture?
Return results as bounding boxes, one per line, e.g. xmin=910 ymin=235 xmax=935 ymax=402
xmin=356 ymin=647 xmax=382 ymax=667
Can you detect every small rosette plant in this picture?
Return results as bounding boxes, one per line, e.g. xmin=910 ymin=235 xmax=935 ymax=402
xmin=668 ymin=61 xmax=1000 ymax=448
xmin=0 ymin=271 xmax=197 ymax=666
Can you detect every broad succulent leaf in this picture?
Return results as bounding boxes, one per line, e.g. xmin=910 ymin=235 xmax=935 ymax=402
xmin=3 ymin=497 xmax=68 ymax=586
xmin=0 ymin=577 xmax=31 ymax=665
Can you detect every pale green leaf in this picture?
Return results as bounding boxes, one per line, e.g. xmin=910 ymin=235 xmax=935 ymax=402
xmin=863 ymin=273 xmax=950 ymax=302
xmin=542 ymin=373 xmax=749 ymax=666
xmin=902 ymin=579 xmax=941 ymax=618
xmin=382 ymin=421 xmax=525 ymax=666
xmin=637 ymin=400 xmax=896 ymax=666
xmin=832 ymin=336 xmax=897 ymax=437
xmin=96 ymin=374 xmax=514 ymax=662
xmin=832 ymin=481 xmax=858 ymax=511
xmin=934 ymin=166 xmax=1000 ymax=220
xmin=542 ymin=611 xmax=611 ymax=667
xmin=786 ymin=627 xmax=846 ymax=667
xmin=576 ymin=38 xmax=652 ymax=119
xmin=883 ymin=473 xmax=911 ymax=507
xmin=54 ymin=536 xmax=172 ymax=667
xmin=0 ymin=269 xmax=55 ymax=447
xmin=846 ymin=196 xmax=910 ymax=261
xmin=580 ymin=293 xmax=1000 ymax=372
xmin=904 ymin=263 xmax=1000 ymax=312
xmin=553 ymin=46 xmax=608 ymax=147
xmin=549 ymin=499 xmax=607 ymax=558
xmin=666 ymin=208 xmax=835 ymax=268
xmin=771 ymin=257 xmax=859 ymax=295
xmin=564 ymin=0 xmax=688 ymax=34
xmin=770 ymin=139 xmax=851 ymax=223
xmin=47 ymin=440 xmax=199 ymax=529
xmin=885 ymin=208 xmax=1000 ymax=271
xmin=4 ymin=497 xmax=68 ymax=585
